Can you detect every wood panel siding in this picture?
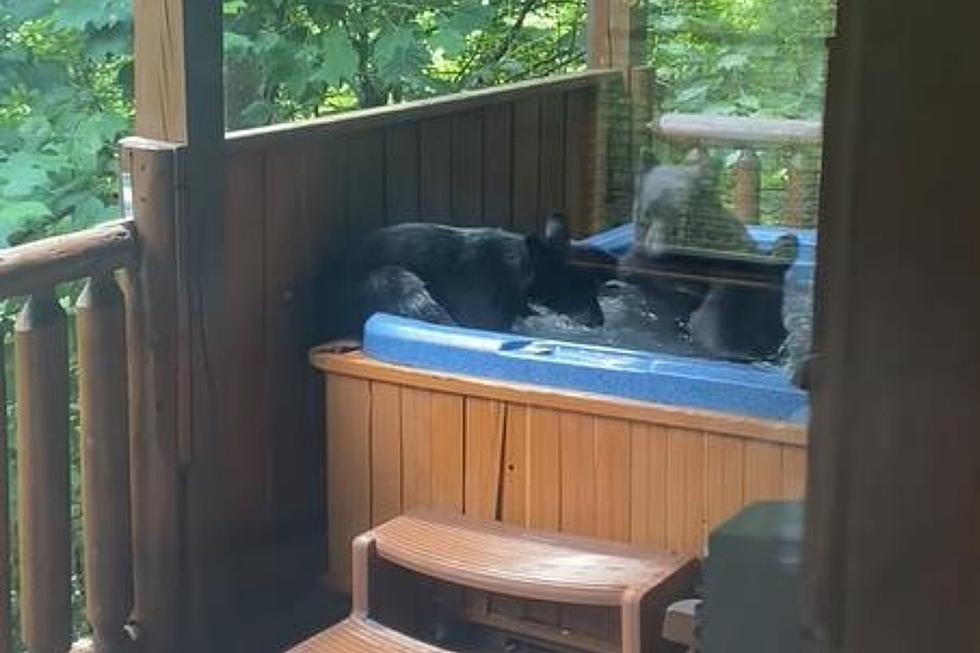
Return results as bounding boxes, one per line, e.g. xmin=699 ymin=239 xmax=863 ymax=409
xmin=314 ymin=350 xmax=807 ymax=592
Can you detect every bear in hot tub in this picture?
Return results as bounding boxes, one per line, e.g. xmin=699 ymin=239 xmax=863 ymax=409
xmin=621 ymin=155 xmax=800 ymax=363
xmin=317 ymin=213 xmax=617 ymax=340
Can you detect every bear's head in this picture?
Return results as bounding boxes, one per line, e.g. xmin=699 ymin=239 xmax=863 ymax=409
xmin=525 ymin=213 xmax=618 ymax=327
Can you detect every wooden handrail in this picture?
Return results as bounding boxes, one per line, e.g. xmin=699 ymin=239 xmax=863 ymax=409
xmin=654 ymin=113 xmax=822 ymax=147
xmin=0 ymin=220 xmax=136 ymax=300
xmin=226 ymin=69 xmax=621 ymax=151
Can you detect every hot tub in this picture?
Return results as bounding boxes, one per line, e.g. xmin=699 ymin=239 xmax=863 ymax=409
xmin=313 ymin=224 xmax=812 ymax=593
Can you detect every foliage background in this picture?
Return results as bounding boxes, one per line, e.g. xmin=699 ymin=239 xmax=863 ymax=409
xmin=0 ymin=0 xmax=831 ymax=647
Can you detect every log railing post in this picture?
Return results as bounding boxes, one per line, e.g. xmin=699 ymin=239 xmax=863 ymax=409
xmin=77 ymin=274 xmax=133 ymax=653
xmin=15 ymin=289 xmax=71 ymax=653
xmin=733 ymin=148 xmax=761 ymax=223
xmin=786 ymin=149 xmax=816 ymax=226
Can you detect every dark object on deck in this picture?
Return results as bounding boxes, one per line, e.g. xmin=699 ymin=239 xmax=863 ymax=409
xmin=702 ymin=501 xmax=805 ymax=653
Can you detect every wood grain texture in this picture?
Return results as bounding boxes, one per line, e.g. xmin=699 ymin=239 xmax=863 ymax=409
xmin=538 ymin=93 xmax=566 ymax=217
xmin=384 ymin=123 xmax=420 ymax=224
xmin=15 ymin=292 xmax=71 ymax=653
xmin=512 ymin=98 xmax=541 ymax=234
xmin=560 ymin=413 xmax=597 ymax=537
xmin=419 ymin=118 xmax=454 ymax=223
xmin=526 ymin=408 xmax=561 ymax=531
xmin=347 ymin=130 xmax=386 ymax=232
xmin=370 ymin=383 xmax=403 ymax=524
xmin=314 ymin=351 xmax=806 ymax=446
xmin=401 ymin=388 xmax=434 ymax=510
xmin=482 ymin=104 xmax=513 ymax=227
xmin=630 ymin=423 xmax=669 ymax=550
xmin=0 ymin=333 xmax=10 ymax=653
xmin=430 ymin=393 xmax=464 ymax=512
xmin=705 ymin=435 xmax=744 ymax=532
xmin=500 ymin=404 xmax=528 ymax=526
xmin=325 ymin=376 xmax=371 ymax=593
xmin=595 ymin=418 xmax=630 ymax=542
xmin=77 ymin=275 xmax=133 ymax=652
xmin=780 ymin=446 xmax=807 ymax=499
xmin=665 ymin=429 xmax=706 ymax=556
xmin=451 ymin=111 xmax=484 ymax=225
xmin=464 ymin=398 xmax=506 ymax=520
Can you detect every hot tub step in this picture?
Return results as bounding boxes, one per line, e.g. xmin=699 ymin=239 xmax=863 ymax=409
xmin=363 ymin=511 xmax=700 ymax=652
xmin=286 ymin=617 xmax=451 ymax=653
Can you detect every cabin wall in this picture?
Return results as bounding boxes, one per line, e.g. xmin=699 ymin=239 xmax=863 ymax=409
xmin=207 ymin=80 xmax=609 ymax=618
xmin=315 ymin=351 xmax=807 ymax=593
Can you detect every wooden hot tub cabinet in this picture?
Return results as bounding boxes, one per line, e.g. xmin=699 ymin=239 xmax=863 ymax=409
xmin=312 ymin=347 xmax=807 ymax=593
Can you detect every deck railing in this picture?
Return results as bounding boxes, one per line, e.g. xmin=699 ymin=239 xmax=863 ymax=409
xmin=0 ymin=220 xmax=138 ymax=653
xmin=653 ymin=112 xmax=823 ymax=226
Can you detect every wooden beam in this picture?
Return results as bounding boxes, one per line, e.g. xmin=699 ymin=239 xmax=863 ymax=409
xmin=132 ymin=1 xmax=224 ymax=648
xmin=587 ymin=0 xmax=647 ymax=71
xmin=805 ymin=0 xmax=980 ymax=650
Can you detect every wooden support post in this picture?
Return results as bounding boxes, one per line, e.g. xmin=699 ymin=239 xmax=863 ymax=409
xmin=785 ymin=150 xmax=815 ymax=226
xmin=15 ymin=290 xmax=71 ymax=653
xmin=132 ymin=0 xmax=223 ymax=648
xmin=587 ymin=0 xmax=649 ymax=226
xmin=118 ymin=138 xmax=185 ymax=653
xmin=77 ymin=274 xmax=133 ymax=653
xmin=0 ymin=328 xmax=10 ymax=653
xmin=733 ymin=149 xmax=761 ymax=223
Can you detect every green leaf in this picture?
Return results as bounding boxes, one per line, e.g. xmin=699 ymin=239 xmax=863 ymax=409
xmin=312 ymin=28 xmax=357 ymax=88
xmin=0 ymin=152 xmax=55 ymax=199
xmin=223 ymin=0 xmax=247 ymax=17
xmin=374 ymin=27 xmax=428 ymax=88
xmin=0 ymin=200 xmax=52 ymax=224
xmin=224 ymin=31 xmax=254 ymax=56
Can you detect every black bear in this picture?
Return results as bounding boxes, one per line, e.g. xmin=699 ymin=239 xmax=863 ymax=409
xmin=623 ymin=157 xmax=799 ymax=362
xmin=318 ymin=213 xmax=617 ymax=340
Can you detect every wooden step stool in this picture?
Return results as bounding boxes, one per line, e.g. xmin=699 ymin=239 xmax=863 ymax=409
xmin=288 ymin=511 xmax=698 ymax=652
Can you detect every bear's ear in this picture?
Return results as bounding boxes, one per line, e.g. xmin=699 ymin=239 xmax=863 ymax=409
xmin=770 ymin=233 xmax=799 ymax=267
xmin=543 ymin=211 xmax=570 ymax=249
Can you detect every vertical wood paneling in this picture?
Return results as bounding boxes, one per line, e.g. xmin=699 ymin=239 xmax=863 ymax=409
xmin=370 ymin=383 xmax=402 ymax=524
xmin=317 ymin=136 xmax=351 ymax=254
xmin=564 ymin=88 xmax=593 ymax=236
xmin=560 ymin=413 xmax=597 ymax=537
xmin=347 ymin=130 xmax=386 ymax=233
xmin=630 ymin=423 xmax=669 ymax=549
xmin=325 ymin=376 xmax=371 ymax=593
xmin=538 ymin=93 xmax=566 ymax=217
xmin=482 ymin=104 xmax=513 ymax=227
xmin=216 ymin=151 xmax=270 ymax=604
xmin=451 ymin=111 xmax=484 ymax=225
xmin=420 ymin=118 xmax=454 ymax=223
xmin=264 ymin=144 xmax=321 ymax=589
xmin=706 ymin=435 xmax=745 ymax=532
xmin=500 ymin=404 xmax=527 ymax=526
xmin=464 ymin=398 xmax=506 ymax=519
xmin=595 ymin=418 xmax=630 ymax=542
xmin=512 ymin=98 xmax=541 ymax=234
xmin=781 ymin=446 xmax=807 ymax=499
xmin=385 ymin=122 xmax=420 ymax=224
xmin=401 ymin=388 xmax=433 ymax=510
xmin=526 ymin=407 xmax=560 ymax=531
xmin=666 ymin=429 xmax=706 ymax=556
xmin=430 ymin=393 xmax=464 ymax=511
xmin=744 ymin=440 xmax=784 ymax=504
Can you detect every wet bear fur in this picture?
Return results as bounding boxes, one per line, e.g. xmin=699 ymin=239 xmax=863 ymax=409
xmin=318 ymin=213 xmax=617 ymax=340
xmin=622 ymin=156 xmax=799 ymax=361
